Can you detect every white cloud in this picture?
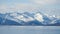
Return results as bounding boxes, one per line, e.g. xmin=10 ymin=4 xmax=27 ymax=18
xmin=0 ymin=0 xmax=60 ymax=17
xmin=0 ymin=3 xmax=39 ymax=14
xmin=31 ymin=0 xmax=57 ymax=5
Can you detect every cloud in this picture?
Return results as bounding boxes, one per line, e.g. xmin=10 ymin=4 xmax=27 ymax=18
xmin=0 ymin=3 xmax=39 ymax=14
xmin=0 ymin=0 xmax=60 ymax=17
xmin=30 ymin=0 xmax=57 ymax=5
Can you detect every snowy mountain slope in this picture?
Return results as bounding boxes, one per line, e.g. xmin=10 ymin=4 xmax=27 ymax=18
xmin=0 ymin=11 xmax=60 ymax=26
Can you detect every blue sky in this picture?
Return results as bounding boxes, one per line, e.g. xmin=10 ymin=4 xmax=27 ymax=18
xmin=0 ymin=0 xmax=60 ymax=17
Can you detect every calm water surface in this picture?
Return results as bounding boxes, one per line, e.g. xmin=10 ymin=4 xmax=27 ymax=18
xmin=0 ymin=26 xmax=60 ymax=34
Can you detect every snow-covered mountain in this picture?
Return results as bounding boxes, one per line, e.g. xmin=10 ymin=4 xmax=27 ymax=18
xmin=0 ymin=11 xmax=60 ymax=26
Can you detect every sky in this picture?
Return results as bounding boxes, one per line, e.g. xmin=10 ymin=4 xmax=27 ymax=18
xmin=0 ymin=0 xmax=60 ymax=17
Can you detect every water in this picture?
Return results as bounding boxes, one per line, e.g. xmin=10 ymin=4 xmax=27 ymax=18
xmin=0 ymin=26 xmax=60 ymax=34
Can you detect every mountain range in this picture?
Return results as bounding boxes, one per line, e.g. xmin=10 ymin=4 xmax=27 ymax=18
xmin=0 ymin=11 xmax=60 ymax=26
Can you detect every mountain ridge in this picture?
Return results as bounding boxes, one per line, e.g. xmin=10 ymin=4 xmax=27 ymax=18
xmin=0 ymin=12 xmax=60 ymax=26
